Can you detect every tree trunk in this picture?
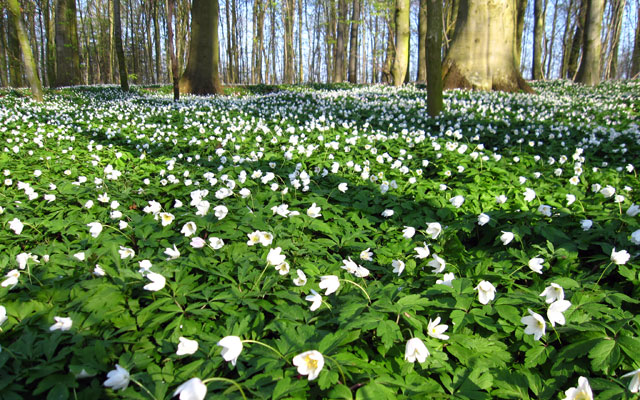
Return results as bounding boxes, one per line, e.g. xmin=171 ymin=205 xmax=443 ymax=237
xmin=382 ymin=10 xmax=395 ymax=84
xmin=442 ymin=0 xmax=533 ymax=92
xmin=166 ymin=0 xmax=179 ymax=99
xmin=7 ymin=5 xmax=24 ymax=87
xmin=566 ymin=0 xmax=587 ymax=79
xmin=515 ymin=0 xmax=527 ymax=68
xmin=54 ymin=0 xmax=81 ymax=86
xmin=603 ymin=0 xmax=625 ymax=79
xmin=417 ymin=0 xmax=427 ymax=82
xmin=113 ymin=0 xmax=128 ymax=90
xmin=7 ymin=0 xmax=44 ymax=100
xmin=179 ymin=0 xmax=223 ymax=94
xmin=391 ymin=0 xmax=409 ymax=86
xmin=348 ymin=0 xmax=361 ymax=83
xmin=426 ymin=0 xmax=443 ymax=115
xmin=283 ymin=0 xmax=295 ymax=83
xmin=153 ymin=1 xmax=161 ymax=83
xmin=334 ymin=0 xmax=347 ymax=82
xmin=631 ymin=2 xmax=640 ymax=77
xmin=575 ymin=0 xmax=603 ymax=85
xmin=560 ymin=0 xmax=575 ymax=78
xmin=0 ymin=8 xmax=8 ymax=87
xmin=252 ymin=0 xmax=265 ymax=83
xmin=544 ymin=0 xmax=559 ymax=78
xmin=532 ymin=0 xmax=544 ymax=79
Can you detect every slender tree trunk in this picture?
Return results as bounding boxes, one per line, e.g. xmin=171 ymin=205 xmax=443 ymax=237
xmin=179 ymin=0 xmax=223 ymax=94
xmin=515 ymin=0 xmax=528 ymax=68
xmin=575 ymin=0 xmax=604 ymax=84
xmin=417 ymin=0 xmax=427 ymax=82
xmin=348 ymin=0 xmax=360 ymax=83
xmin=7 ymin=0 xmax=44 ymax=100
xmin=426 ymin=0 xmax=443 ymax=115
xmin=7 ymin=5 xmax=24 ymax=87
xmin=560 ymin=0 xmax=575 ymax=78
xmin=443 ymin=0 xmax=533 ymax=92
xmin=631 ymin=1 xmax=640 ymax=77
xmin=166 ymin=0 xmax=179 ymax=99
xmin=0 ymin=8 xmax=9 ymax=87
xmin=55 ymin=0 xmax=81 ymax=86
xmin=78 ymin=4 xmax=91 ymax=84
xmin=391 ymin=0 xmax=410 ymax=86
xmin=532 ymin=0 xmax=544 ymax=79
xmin=113 ymin=0 xmax=128 ymax=90
xmin=603 ymin=0 xmax=624 ymax=79
xmin=544 ymin=0 xmax=559 ymax=78
xmin=567 ymin=0 xmax=587 ymax=78
xmin=298 ymin=0 xmax=303 ymax=82
xmin=153 ymin=1 xmax=161 ymax=83
xmin=382 ymin=9 xmax=395 ymax=83
xmin=283 ymin=0 xmax=295 ymax=83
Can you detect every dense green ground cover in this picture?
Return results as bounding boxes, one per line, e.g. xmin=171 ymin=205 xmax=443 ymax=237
xmin=0 ymin=81 xmax=639 ymax=399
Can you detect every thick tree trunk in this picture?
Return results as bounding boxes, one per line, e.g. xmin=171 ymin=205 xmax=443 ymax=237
xmin=54 ymin=0 xmax=81 ymax=86
xmin=179 ymin=0 xmax=223 ymax=95
xmin=426 ymin=0 xmax=443 ymax=115
xmin=566 ymin=0 xmax=587 ymax=79
xmin=7 ymin=0 xmax=44 ymax=100
xmin=442 ymin=0 xmax=533 ymax=92
xmin=417 ymin=0 xmax=427 ymax=82
xmin=575 ymin=0 xmax=604 ymax=85
xmin=348 ymin=0 xmax=361 ymax=83
xmin=391 ymin=0 xmax=410 ymax=86
xmin=382 ymin=9 xmax=394 ymax=83
xmin=334 ymin=0 xmax=347 ymax=82
xmin=532 ymin=0 xmax=544 ymax=79
xmin=7 ymin=5 xmax=24 ymax=87
xmin=515 ymin=0 xmax=527 ymax=68
xmin=113 ymin=0 xmax=128 ymax=91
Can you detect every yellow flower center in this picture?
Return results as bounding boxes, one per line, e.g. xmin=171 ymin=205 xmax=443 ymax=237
xmin=305 ymin=355 xmax=318 ymax=370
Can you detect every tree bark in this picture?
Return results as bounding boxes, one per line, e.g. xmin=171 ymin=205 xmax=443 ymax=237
xmin=559 ymin=0 xmax=575 ymax=78
xmin=7 ymin=4 xmax=24 ymax=87
xmin=391 ymin=0 xmax=409 ymax=86
xmin=7 ymin=0 xmax=44 ymax=100
xmin=575 ymin=0 xmax=604 ymax=85
xmin=442 ymin=0 xmax=533 ymax=92
xmin=381 ymin=10 xmax=394 ymax=84
xmin=532 ymin=0 xmax=544 ymax=79
xmin=631 ymin=1 xmax=640 ymax=77
xmin=334 ymin=0 xmax=347 ymax=82
xmin=348 ymin=0 xmax=361 ymax=83
xmin=566 ymin=0 xmax=587 ymax=78
xmin=515 ymin=0 xmax=527 ymax=68
xmin=54 ymin=0 xmax=81 ymax=86
xmin=179 ymin=0 xmax=223 ymax=94
xmin=426 ymin=0 xmax=443 ymax=115
xmin=0 ymin=8 xmax=8 ymax=87
xmin=283 ymin=0 xmax=295 ymax=83
xmin=417 ymin=0 xmax=427 ymax=82
xmin=602 ymin=0 xmax=625 ymax=79
xmin=153 ymin=1 xmax=161 ymax=83
xmin=113 ymin=0 xmax=128 ymax=90
xmin=166 ymin=0 xmax=179 ymax=99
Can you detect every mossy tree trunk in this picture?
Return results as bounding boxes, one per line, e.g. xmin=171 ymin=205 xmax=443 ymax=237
xmin=178 ymin=0 xmax=223 ymax=95
xmin=7 ymin=5 xmax=24 ymax=87
xmin=575 ymin=0 xmax=604 ymax=85
xmin=54 ymin=0 xmax=81 ymax=86
xmin=7 ymin=0 xmax=44 ymax=101
xmin=426 ymin=0 xmax=443 ymax=115
xmin=442 ymin=0 xmax=533 ymax=92
xmin=391 ymin=0 xmax=410 ymax=86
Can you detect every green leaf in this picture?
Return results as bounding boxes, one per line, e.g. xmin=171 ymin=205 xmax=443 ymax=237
xmin=376 ymin=320 xmax=402 ymax=350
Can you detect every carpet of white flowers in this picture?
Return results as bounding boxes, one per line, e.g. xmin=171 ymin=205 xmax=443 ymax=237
xmin=0 ymin=81 xmax=639 ymax=399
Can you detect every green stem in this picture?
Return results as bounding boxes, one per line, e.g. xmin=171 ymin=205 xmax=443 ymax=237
xmin=23 ymin=222 xmax=43 ymax=235
xmin=324 ymin=355 xmax=347 ymax=386
xmin=508 ymin=265 xmax=525 ymax=278
xmin=339 ymin=279 xmax=371 ymax=303
xmin=241 ymin=339 xmax=289 ymax=363
xmin=595 ymin=262 xmax=613 ymax=287
xmin=551 ymin=324 xmax=562 ymax=345
xmin=201 ymin=377 xmax=247 ymax=400
xmin=130 ymin=377 xmax=158 ymax=400
xmin=251 ymin=263 xmax=270 ymax=292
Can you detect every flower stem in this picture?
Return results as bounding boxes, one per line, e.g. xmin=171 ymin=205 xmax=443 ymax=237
xmin=130 ymin=377 xmax=158 ymax=400
xmin=340 ymin=279 xmax=371 ymax=303
xmin=201 ymin=377 xmax=247 ymax=400
xmin=508 ymin=265 xmax=524 ymax=278
xmin=241 ymin=339 xmax=289 ymax=363
xmin=324 ymin=354 xmax=347 ymax=386
xmin=595 ymin=262 xmax=613 ymax=287
xmin=251 ymin=263 xmax=270 ymax=292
